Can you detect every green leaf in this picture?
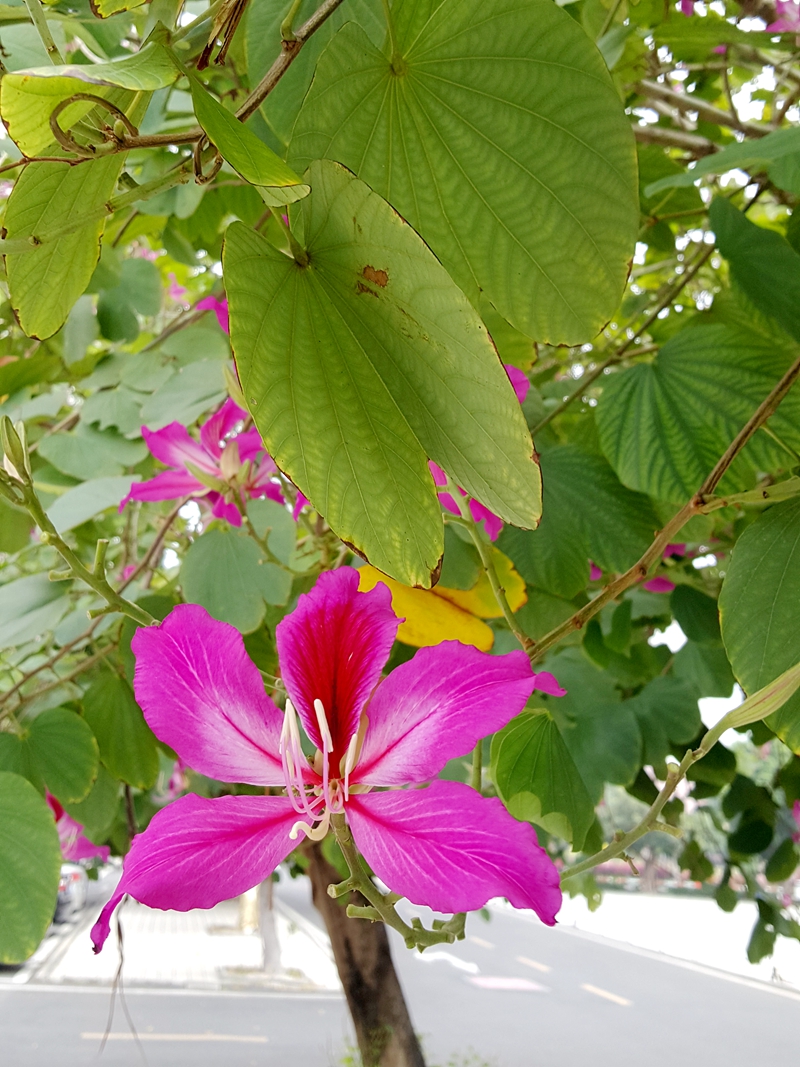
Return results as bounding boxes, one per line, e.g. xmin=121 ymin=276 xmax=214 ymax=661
xmin=766 ymin=837 xmax=799 ymax=883
xmin=0 ymin=574 xmax=70 ymax=647
xmin=189 ymin=79 xmax=309 ymax=204
xmin=181 ymin=527 xmax=292 ymax=632
xmin=247 ymin=497 xmax=298 ymax=568
xmin=289 ymin=0 xmax=638 ymax=344
xmin=0 ymin=350 xmax=62 ymax=395
xmin=710 ymin=198 xmax=800 ymax=343
xmin=45 ymin=474 xmax=140 ymax=532
xmin=596 ymin=324 xmax=800 ymax=502
xmin=63 ymin=295 xmax=99 ymax=366
xmin=670 ymin=585 xmax=721 ymax=646
xmin=627 ymin=676 xmax=701 ymax=768
xmin=224 ymin=160 xmax=540 ymax=586
xmin=536 ymin=648 xmax=640 ymax=802
xmin=38 ymin=424 xmax=146 ymax=480
xmin=0 ymin=496 xmax=31 ymax=553
xmin=0 ymin=772 xmax=62 ymax=963
xmin=719 ymin=498 xmax=800 ymax=752
xmin=245 ymin=0 xmax=385 ymax=148
xmin=438 ymin=525 xmax=482 ymax=591
xmin=91 ymin=0 xmax=147 ymax=17
xmin=673 ymin=641 xmax=735 ymax=699
xmin=498 ymin=446 xmax=658 ymax=598
xmin=62 ymin=764 xmax=119 ymax=842
xmin=139 ymin=359 xmax=226 ymax=430
xmin=491 ymin=710 xmax=595 ymax=849
xmin=645 ymin=127 xmax=800 ymax=200
xmin=26 ymin=708 xmax=99 ymax=804
xmin=679 ymin=839 xmax=714 ymax=882
xmin=4 ymin=157 xmax=124 ymax=339
xmin=81 ymin=386 xmax=143 ymax=436
xmin=0 ymin=38 xmax=175 ymax=156
xmin=82 ymin=674 xmax=158 ymax=789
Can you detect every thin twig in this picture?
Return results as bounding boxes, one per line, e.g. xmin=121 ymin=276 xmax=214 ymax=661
xmin=23 ymin=0 xmax=64 ymax=63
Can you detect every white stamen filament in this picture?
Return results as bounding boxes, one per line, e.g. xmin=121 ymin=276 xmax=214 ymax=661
xmin=343 ymin=732 xmax=359 ymax=802
xmin=279 ymin=700 xmax=316 ymax=819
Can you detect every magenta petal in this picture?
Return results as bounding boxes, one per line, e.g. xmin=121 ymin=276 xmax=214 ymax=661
xmin=119 ymin=470 xmax=205 ymax=511
xmin=663 ymin=543 xmax=686 ymax=559
xmin=91 ymin=793 xmax=297 ymax=953
xmin=132 ymin=604 xmax=285 ymax=785
xmin=643 ymin=577 xmax=675 ymax=593
xmin=197 ymin=295 xmax=229 ymax=334
xmin=276 ymin=568 xmax=398 ymax=763
xmin=355 ymin=643 xmax=535 ymax=785
xmin=199 ymin=398 xmax=248 ymax=457
xmin=210 ymin=492 xmax=243 ymax=526
xmin=142 ymin=423 xmax=217 ymax=474
xmin=347 ymin=781 xmax=561 ymax=923
xmin=532 ymin=671 xmax=567 ymax=697
xmin=469 ymin=499 xmax=502 ymax=541
xmin=589 ymin=562 xmax=602 ymax=582
xmin=292 ymin=491 xmax=309 ymax=519
xmin=236 ymin=428 xmax=267 ymax=464
xmin=504 ymin=364 xmax=530 ymax=405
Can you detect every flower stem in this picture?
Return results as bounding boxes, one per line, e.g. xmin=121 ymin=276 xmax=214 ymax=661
xmin=443 ymin=482 xmax=533 ymax=652
xmin=329 ymin=813 xmax=466 ymax=951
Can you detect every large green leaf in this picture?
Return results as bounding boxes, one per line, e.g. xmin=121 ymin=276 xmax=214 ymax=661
xmin=710 ymin=198 xmax=800 ymax=343
xmin=596 ymin=324 xmax=800 ymax=502
xmin=181 ymin=527 xmax=292 ymax=632
xmin=498 ymin=445 xmax=658 ymax=598
xmin=627 ymin=676 xmax=701 ymax=769
xmin=189 ymin=79 xmax=309 ymax=205
xmin=289 ymin=0 xmax=638 ymax=344
xmin=82 ymin=673 xmax=159 ymax=789
xmin=245 ymin=0 xmax=385 ymax=148
xmin=38 ymin=424 xmax=146 ymax=480
xmin=491 ymin=710 xmax=595 ymax=849
xmin=26 ymin=708 xmax=99 ymax=804
xmin=224 ymin=160 xmax=540 ymax=586
xmin=0 ymin=497 xmax=31 ymax=553
xmin=719 ymin=498 xmax=800 ymax=752
xmin=63 ymin=764 xmax=119 ymax=842
xmin=0 ymin=39 xmax=175 ymax=156
xmin=4 ymin=157 xmax=124 ymax=339
xmin=0 ymin=772 xmax=62 ymax=963
xmin=45 ymin=475 xmax=140 ymax=532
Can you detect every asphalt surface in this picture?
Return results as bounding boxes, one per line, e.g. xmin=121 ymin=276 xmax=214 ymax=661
xmin=2 ymin=881 xmax=798 ymax=1067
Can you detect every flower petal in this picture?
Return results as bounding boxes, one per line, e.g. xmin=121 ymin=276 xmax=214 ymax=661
xmin=209 ymin=492 xmax=243 ymax=526
xmin=469 ymin=499 xmax=503 ymax=541
xmin=292 ymin=491 xmax=309 ymax=519
xmin=237 ymin=428 xmax=268 ymax=464
xmin=532 ymin=671 xmax=567 ymax=697
xmin=347 ymin=780 xmax=561 ymax=923
xmin=119 ymin=470 xmax=204 ymax=511
xmin=91 ymin=793 xmax=297 ymax=952
xmin=142 ymin=423 xmax=217 ymax=474
xmin=197 ymin=295 xmax=229 ymax=334
xmin=504 ymin=364 xmax=530 ymax=405
xmin=355 ymin=643 xmax=535 ymax=785
xmin=199 ymin=398 xmax=248 ymax=458
xmin=276 ymin=568 xmax=398 ymax=763
xmin=643 ymin=576 xmax=675 ymax=593
xmin=132 ymin=604 xmax=285 ymax=784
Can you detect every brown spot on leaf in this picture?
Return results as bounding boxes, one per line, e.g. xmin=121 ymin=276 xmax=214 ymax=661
xmin=362 ymin=265 xmax=388 ymax=288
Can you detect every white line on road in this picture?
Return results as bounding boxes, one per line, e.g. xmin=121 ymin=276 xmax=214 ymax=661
xmin=417 ymin=952 xmax=479 ymax=974
xmin=581 ymin=984 xmax=632 ymax=1007
xmin=516 ymin=956 xmax=551 ymax=974
xmin=81 ymin=1032 xmax=268 ymax=1043
xmin=469 ymin=936 xmax=494 ymax=949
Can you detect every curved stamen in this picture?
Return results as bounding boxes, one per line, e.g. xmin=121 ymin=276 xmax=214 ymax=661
xmin=289 ymin=807 xmax=331 ymax=842
xmin=280 ymin=699 xmax=316 ymax=818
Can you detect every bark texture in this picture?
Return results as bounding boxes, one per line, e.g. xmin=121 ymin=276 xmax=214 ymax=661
xmin=306 ymin=843 xmax=426 ymax=1067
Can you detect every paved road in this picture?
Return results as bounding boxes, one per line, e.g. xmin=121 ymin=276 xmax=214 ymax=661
xmin=2 ymin=881 xmax=798 ymax=1067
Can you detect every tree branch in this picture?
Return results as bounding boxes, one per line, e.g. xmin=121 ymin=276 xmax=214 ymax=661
xmin=637 ymin=79 xmax=768 ymax=139
xmin=632 ymin=123 xmax=718 ymax=156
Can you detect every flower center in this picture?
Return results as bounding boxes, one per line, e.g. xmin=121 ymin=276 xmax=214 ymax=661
xmin=279 ymin=698 xmax=351 ymax=842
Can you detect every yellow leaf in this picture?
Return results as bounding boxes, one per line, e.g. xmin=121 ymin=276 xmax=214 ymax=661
xmin=435 ymin=548 xmax=527 ymax=619
xmin=358 ymin=566 xmax=494 ymax=652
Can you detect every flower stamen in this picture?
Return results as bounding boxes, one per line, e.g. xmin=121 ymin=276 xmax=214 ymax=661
xmin=280 ymin=699 xmax=316 ymax=819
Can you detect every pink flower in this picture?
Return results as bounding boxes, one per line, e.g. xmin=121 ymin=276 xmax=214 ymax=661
xmin=168 ymin=273 xmax=188 ymax=303
xmin=531 ymin=670 xmax=567 ymax=697
xmin=792 ymin=800 xmax=800 ymax=843
xmin=47 ymin=794 xmax=110 ymax=864
xmin=120 ymin=399 xmax=285 ymax=526
xmin=680 ymin=0 xmax=695 ymax=13
xmin=196 ymin=295 xmax=229 ymax=334
xmin=589 ymin=563 xmax=603 ymax=582
xmin=643 ymin=577 xmax=675 ymax=594
xmin=121 ymin=564 xmax=137 ymax=581
xmin=431 ymin=365 xmax=529 ymax=541
xmin=90 ymin=569 xmax=561 ymax=952
xmin=663 ymin=544 xmax=685 ymax=559
xmin=769 ymin=0 xmax=800 ymax=31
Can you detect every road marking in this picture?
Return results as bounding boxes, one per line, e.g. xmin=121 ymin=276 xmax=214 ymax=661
xmin=468 ymin=976 xmax=548 ymax=992
xmin=581 ymin=983 xmax=632 ymax=1007
xmin=417 ymin=951 xmax=479 ymax=974
xmin=469 ymin=936 xmax=495 ymax=949
xmin=81 ymin=1033 xmax=268 ymax=1043
xmin=516 ymin=956 xmax=551 ymax=973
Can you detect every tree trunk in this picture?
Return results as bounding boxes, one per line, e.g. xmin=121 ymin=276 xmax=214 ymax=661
xmin=306 ymin=842 xmax=426 ymax=1067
